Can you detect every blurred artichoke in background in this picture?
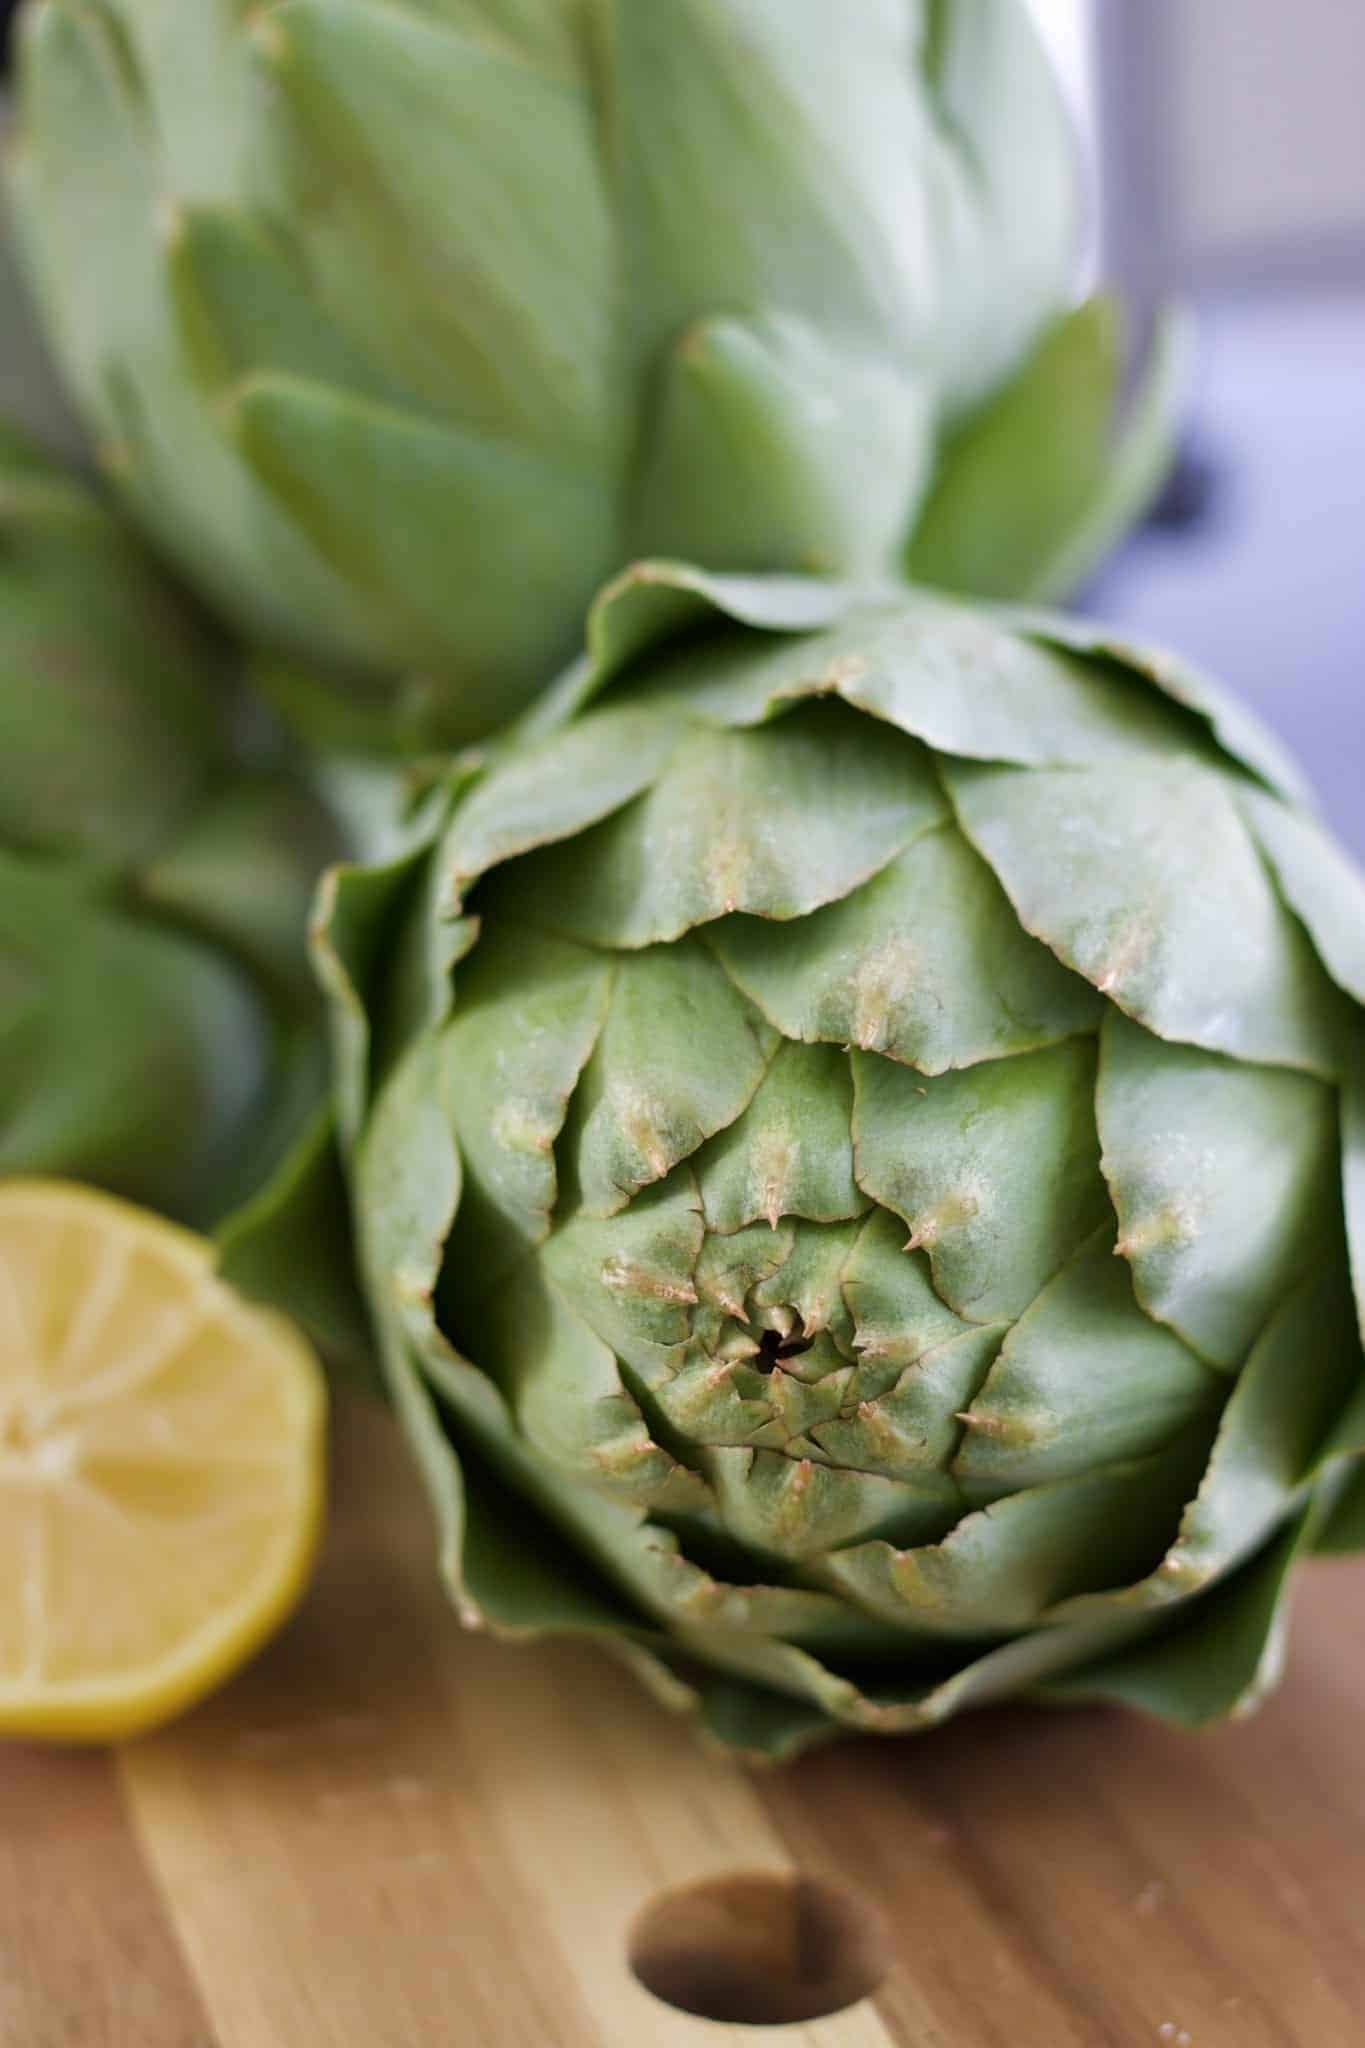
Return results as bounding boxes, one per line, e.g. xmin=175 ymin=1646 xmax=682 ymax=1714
xmin=0 ymin=421 xmax=338 ymax=1220
xmin=11 ymin=0 xmax=1175 ymax=749
xmin=293 ymin=563 xmax=1365 ymax=1756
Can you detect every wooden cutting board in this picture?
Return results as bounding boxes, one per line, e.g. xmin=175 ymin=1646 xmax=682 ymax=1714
xmin=3 ymin=1396 xmax=1363 ymax=2048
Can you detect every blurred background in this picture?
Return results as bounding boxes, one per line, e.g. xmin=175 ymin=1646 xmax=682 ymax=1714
xmin=1032 ymin=0 xmax=1364 ymax=853
xmin=0 ymin=0 xmax=1359 ymax=847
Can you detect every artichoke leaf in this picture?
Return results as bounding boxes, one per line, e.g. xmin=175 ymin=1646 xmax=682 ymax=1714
xmin=1313 ymin=1464 xmax=1365 ymax=1555
xmin=947 ymin=755 xmax=1351 ymax=1074
xmin=1038 ymin=1508 xmax=1312 ymax=1727
xmin=1097 ymin=1012 xmax=1342 ymax=1368
xmin=216 ymin=1104 xmax=376 ymax=1388
xmin=540 ymin=1175 xmax=705 ymax=1378
xmin=703 ymin=1445 xmax=961 ymax=1565
xmin=438 ymin=923 xmax=612 ymax=1283
xmin=820 ymin=1432 xmax=1210 ymax=1640
xmin=1021 ymin=611 xmax=1314 ymax=808
xmin=955 ymin=1225 xmax=1222 ymax=1491
xmin=634 ymin=311 xmax=932 ymax=580
xmin=851 ymin=1038 xmax=1108 ymax=1324
xmin=490 ymin=700 xmax=943 ymax=948
xmin=1347 ymin=1054 xmax=1365 ymax=1346
xmin=695 ymin=1039 xmax=866 ymax=1234
xmin=11 ymin=0 xmax=376 ymax=663
xmin=1239 ymin=784 xmax=1365 ymax=1007
xmin=1049 ymin=1263 xmax=1361 ymax=1628
xmin=252 ymin=0 xmax=615 ymax=449
xmin=712 ymin=821 xmax=1101 ymax=1074
xmin=906 ymin=295 xmax=1133 ymax=603
xmin=233 ymin=373 xmax=617 ymax=745
xmin=561 ymin=939 xmax=777 ymax=1218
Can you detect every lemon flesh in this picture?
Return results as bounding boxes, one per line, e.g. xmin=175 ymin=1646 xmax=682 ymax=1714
xmin=0 ymin=1179 xmax=326 ymax=1741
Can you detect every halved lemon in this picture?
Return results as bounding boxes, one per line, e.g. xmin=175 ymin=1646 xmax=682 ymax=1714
xmin=0 ymin=1179 xmax=326 ymax=1741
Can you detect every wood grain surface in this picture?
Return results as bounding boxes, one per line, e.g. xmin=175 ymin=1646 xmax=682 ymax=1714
xmin=2 ymin=1396 xmax=1362 ymax=2047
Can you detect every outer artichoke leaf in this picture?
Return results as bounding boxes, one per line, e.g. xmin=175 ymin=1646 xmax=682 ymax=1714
xmin=166 ymin=202 xmax=390 ymax=404
xmin=202 ymin=1015 xmax=334 ymax=1232
xmin=138 ymin=773 xmax=341 ymax=1005
xmin=1346 ymin=1055 xmax=1365 ymax=1345
xmin=370 ymin=1264 xmax=654 ymax=1645
xmin=0 ymin=464 xmax=229 ymax=863
xmin=609 ymin=0 xmax=938 ymax=386
xmin=418 ymin=1342 xmax=857 ymax=1655
xmin=634 ymin=310 xmax=932 ymax=580
xmin=1097 ymin=1012 xmax=1342 ymax=1368
xmin=602 ymin=583 xmax=1201 ymax=768
xmin=851 ymin=1038 xmax=1109 ymax=1325
xmin=1315 ymin=1338 xmax=1365 ymax=1468
xmin=450 ymin=1441 xmax=663 ymax=1639
xmin=1239 ymin=785 xmax=1365 ymax=1006
xmin=713 ymin=821 xmax=1100 ymax=1074
xmin=823 ymin=1435 xmax=1209 ymax=1640
xmin=955 ymin=1226 xmax=1222 ymax=1490
xmin=947 ymin=756 xmax=1350 ymax=1074
xmin=233 ymin=372 xmax=616 ymax=744
xmin=561 ymin=938 xmax=777 ymax=1217
xmin=1313 ymin=1464 xmax=1365 ymax=1554
xmin=1021 ymin=612 xmax=1314 ymax=808
xmin=492 ymin=699 xmax=943 ymax=949
xmin=1026 ymin=305 xmax=1192 ymax=606
xmin=354 ymin=1031 xmax=461 ymax=1335
xmin=1051 ymin=1264 xmax=1359 ymax=1629
xmin=920 ymin=0 xmax=1077 ymax=415
xmin=540 ymin=1175 xmax=705 ymax=1377
xmin=905 ymin=296 xmax=1129 ymax=603
xmin=311 ymin=839 xmax=439 ymax=1149
xmin=255 ymin=0 xmax=614 ymax=450
xmin=0 ymin=857 xmax=265 ymax=1220
xmin=703 ymin=1445 xmax=961 ymax=1565
xmin=873 ymin=1604 xmax=1160 ymax=1730
xmin=695 ymin=1039 xmax=865 ymax=1234
xmin=696 ymin=1677 xmax=840 ymax=1762
xmin=437 ymin=923 xmax=611 ymax=1281
xmin=11 ymin=0 xmax=377 ymax=668
xmin=360 ymin=1037 xmax=704 ymax=1632
xmin=832 ymin=588 xmax=1204 ymax=768
xmin=217 ymin=1104 xmax=376 ymax=1388
xmin=547 ymin=558 xmax=850 ymax=724
xmin=8 ymin=0 xmax=161 ymax=421
xmin=440 ymin=703 xmax=691 ymax=896
xmin=665 ymin=1624 xmax=914 ymax=1737
xmin=1038 ymin=1509 xmax=1311 ymax=1727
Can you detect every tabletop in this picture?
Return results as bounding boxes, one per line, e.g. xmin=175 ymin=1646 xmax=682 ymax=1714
xmin=3 ymin=1395 xmax=1363 ymax=2048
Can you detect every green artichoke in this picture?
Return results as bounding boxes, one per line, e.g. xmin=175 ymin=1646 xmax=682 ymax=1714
xmin=11 ymin=0 xmax=1176 ymax=749
xmin=295 ymin=564 xmax=1365 ymax=1757
xmin=0 ymin=422 xmax=337 ymax=1222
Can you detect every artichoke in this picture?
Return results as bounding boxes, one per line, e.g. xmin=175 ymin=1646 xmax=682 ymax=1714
xmin=0 ymin=422 xmax=337 ymax=1222
xmin=293 ymin=564 xmax=1365 ymax=1757
xmin=11 ymin=0 xmax=1176 ymax=749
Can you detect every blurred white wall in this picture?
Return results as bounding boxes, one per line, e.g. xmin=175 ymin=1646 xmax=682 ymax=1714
xmin=1098 ymin=0 xmax=1365 ymax=294
xmin=1175 ymin=0 xmax=1365 ymax=256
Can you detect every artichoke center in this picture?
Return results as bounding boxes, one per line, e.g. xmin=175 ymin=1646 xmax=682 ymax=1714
xmin=755 ymin=1325 xmax=816 ymax=1372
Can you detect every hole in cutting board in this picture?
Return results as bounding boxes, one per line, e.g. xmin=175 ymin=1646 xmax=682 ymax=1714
xmin=627 ymin=1868 xmax=890 ymax=2026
